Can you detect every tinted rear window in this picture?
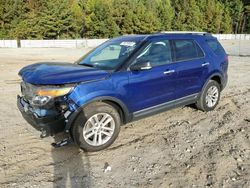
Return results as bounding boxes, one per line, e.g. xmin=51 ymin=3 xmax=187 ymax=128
xmin=207 ymin=40 xmax=226 ymax=56
xmin=173 ymin=40 xmax=204 ymax=61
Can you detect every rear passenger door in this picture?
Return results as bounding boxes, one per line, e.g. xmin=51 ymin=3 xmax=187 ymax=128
xmin=171 ymin=39 xmax=208 ymax=98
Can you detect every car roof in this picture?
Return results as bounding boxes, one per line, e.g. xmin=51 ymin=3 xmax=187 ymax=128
xmin=113 ymin=32 xmax=216 ymax=42
xmin=147 ymin=32 xmax=215 ymax=40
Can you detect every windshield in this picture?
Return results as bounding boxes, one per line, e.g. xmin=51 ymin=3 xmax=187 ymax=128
xmin=76 ymin=39 xmax=141 ymax=70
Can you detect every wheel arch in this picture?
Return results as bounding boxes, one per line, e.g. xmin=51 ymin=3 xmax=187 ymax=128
xmin=65 ymin=96 xmax=131 ymax=132
xmin=202 ymin=73 xmax=223 ymax=92
xmin=210 ymin=75 xmax=222 ymax=89
xmin=196 ymin=74 xmax=222 ymax=112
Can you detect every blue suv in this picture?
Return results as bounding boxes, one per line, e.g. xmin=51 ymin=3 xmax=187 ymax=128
xmin=17 ymin=32 xmax=228 ymax=151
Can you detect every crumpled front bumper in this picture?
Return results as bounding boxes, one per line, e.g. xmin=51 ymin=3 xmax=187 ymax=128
xmin=17 ymin=95 xmax=66 ymax=137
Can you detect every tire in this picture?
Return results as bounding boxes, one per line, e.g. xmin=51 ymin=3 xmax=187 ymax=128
xmin=71 ymin=102 xmax=121 ymax=152
xmin=196 ymin=80 xmax=221 ymax=112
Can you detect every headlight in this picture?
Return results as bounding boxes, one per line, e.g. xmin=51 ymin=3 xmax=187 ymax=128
xmin=32 ymin=96 xmax=51 ymax=106
xmin=31 ymin=86 xmax=73 ymax=106
xmin=35 ymin=87 xmax=73 ymax=97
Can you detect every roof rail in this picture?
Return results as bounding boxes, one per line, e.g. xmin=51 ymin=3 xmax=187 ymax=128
xmin=160 ymin=31 xmax=210 ymax=35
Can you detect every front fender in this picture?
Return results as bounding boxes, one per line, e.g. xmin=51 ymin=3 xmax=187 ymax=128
xmin=64 ymin=73 xmax=132 ymax=131
xmin=64 ymin=95 xmax=131 ymax=132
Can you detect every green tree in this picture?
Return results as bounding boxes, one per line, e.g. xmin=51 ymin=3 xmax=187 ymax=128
xmin=197 ymin=0 xmax=232 ymax=33
xmin=156 ymin=0 xmax=174 ymax=31
xmin=245 ymin=5 xmax=250 ymax=33
xmin=0 ymin=0 xmax=248 ymax=39
xmin=111 ymin=0 xmax=133 ymax=34
xmin=220 ymin=6 xmax=233 ymax=33
xmin=113 ymin=0 xmax=162 ymax=34
xmin=172 ymin=0 xmax=203 ymax=31
xmin=83 ymin=0 xmax=119 ymax=38
xmin=220 ymin=0 xmax=244 ymax=33
xmin=10 ymin=0 xmax=81 ymax=39
xmin=0 ymin=0 xmax=27 ymax=39
xmin=242 ymin=0 xmax=250 ymax=33
xmin=132 ymin=0 xmax=161 ymax=34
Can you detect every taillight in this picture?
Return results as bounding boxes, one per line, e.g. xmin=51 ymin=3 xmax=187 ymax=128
xmin=222 ymin=55 xmax=229 ymax=71
xmin=225 ymin=55 xmax=229 ymax=63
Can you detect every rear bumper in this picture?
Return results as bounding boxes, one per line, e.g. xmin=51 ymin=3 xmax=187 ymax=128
xmin=17 ymin=95 xmax=66 ymax=137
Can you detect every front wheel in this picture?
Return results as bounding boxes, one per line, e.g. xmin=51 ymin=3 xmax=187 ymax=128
xmin=71 ymin=102 xmax=121 ymax=152
xmin=196 ymin=80 xmax=221 ymax=112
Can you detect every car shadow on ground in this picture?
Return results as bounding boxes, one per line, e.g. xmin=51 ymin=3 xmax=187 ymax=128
xmin=51 ymin=134 xmax=92 ymax=188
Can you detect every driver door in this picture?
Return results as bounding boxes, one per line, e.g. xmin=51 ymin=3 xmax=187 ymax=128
xmin=127 ymin=39 xmax=178 ymax=113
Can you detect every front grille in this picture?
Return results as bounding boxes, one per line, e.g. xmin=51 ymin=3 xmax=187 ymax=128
xmin=21 ymin=81 xmax=35 ymax=102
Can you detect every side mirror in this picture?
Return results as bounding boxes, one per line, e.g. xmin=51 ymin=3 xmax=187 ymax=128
xmin=130 ymin=61 xmax=152 ymax=71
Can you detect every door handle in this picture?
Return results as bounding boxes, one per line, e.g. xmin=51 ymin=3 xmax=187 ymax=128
xmin=164 ymin=70 xmax=175 ymax=74
xmin=202 ymin=62 xmax=210 ymax=67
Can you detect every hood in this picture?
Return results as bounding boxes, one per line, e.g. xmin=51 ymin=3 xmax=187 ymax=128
xmin=19 ymin=62 xmax=110 ymax=85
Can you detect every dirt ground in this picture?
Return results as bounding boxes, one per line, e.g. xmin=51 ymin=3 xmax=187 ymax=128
xmin=0 ymin=48 xmax=249 ymax=188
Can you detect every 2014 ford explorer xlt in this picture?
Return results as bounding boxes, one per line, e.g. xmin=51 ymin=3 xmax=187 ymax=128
xmin=17 ymin=32 xmax=228 ymax=151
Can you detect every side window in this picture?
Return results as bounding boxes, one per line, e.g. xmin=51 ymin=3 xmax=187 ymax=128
xmin=173 ymin=40 xmax=204 ymax=61
xmin=206 ymin=40 xmax=226 ymax=56
xmin=135 ymin=40 xmax=172 ymax=67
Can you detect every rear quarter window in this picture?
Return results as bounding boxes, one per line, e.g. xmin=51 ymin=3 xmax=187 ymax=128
xmin=206 ymin=40 xmax=226 ymax=56
xmin=173 ymin=39 xmax=204 ymax=62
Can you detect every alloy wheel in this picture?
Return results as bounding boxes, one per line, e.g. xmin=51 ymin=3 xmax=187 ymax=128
xmin=83 ymin=113 xmax=115 ymax=146
xmin=205 ymin=86 xmax=219 ymax=108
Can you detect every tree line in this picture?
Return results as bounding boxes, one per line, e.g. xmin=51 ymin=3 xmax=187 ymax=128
xmin=0 ymin=0 xmax=249 ymax=39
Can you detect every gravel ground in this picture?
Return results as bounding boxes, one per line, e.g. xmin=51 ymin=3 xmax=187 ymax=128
xmin=0 ymin=48 xmax=249 ymax=188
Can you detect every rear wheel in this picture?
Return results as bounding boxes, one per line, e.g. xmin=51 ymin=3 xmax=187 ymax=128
xmin=71 ymin=102 xmax=121 ymax=152
xmin=196 ymin=80 xmax=221 ymax=112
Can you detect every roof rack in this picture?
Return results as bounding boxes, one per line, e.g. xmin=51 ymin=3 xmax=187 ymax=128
xmin=160 ymin=31 xmax=210 ymax=35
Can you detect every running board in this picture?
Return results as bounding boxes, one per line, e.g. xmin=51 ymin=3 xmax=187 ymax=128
xmin=132 ymin=93 xmax=199 ymax=120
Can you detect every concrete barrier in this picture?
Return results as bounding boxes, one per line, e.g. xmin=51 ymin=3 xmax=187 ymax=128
xmin=85 ymin=39 xmax=108 ymax=48
xmin=0 ymin=35 xmax=250 ymax=56
xmin=0 ymin=40 xmax=18 ymax=48
xmin=20 ymin=40 xmax=84 ymax=48
xmin=213 ymin=34 xmax=250 ymax=40
xmin=20 ymin=39 xmax=108 ymax=48
xmin=0 ymin=35 xmax=250 ymax=48
xmin=219 ymin=40 xmax=250 ymax=56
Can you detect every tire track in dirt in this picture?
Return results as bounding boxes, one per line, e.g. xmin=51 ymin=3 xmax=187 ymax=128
xmin=98 ymin=88 xmax=250 ymax=187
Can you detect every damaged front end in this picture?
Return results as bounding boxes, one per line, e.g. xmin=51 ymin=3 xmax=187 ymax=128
xmin=17 ymin=81 xmax=78 ymax=138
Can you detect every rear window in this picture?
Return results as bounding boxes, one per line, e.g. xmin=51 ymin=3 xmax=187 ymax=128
xmin=173 ymin=40 xmax=204 ymax=61
xmin=206 ymin=40 xmax=226 ymax=56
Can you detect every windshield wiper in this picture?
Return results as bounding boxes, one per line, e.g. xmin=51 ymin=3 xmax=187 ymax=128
xmin=80 ymin=63 xmax=95 ymax=68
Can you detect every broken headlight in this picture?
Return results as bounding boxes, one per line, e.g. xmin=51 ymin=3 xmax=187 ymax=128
xmin=31 ymin=86 xmax=74 ymax=106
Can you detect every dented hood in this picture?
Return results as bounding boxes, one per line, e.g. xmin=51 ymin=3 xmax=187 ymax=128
xmin=18 ymin=62 xmax=110 ymax=85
